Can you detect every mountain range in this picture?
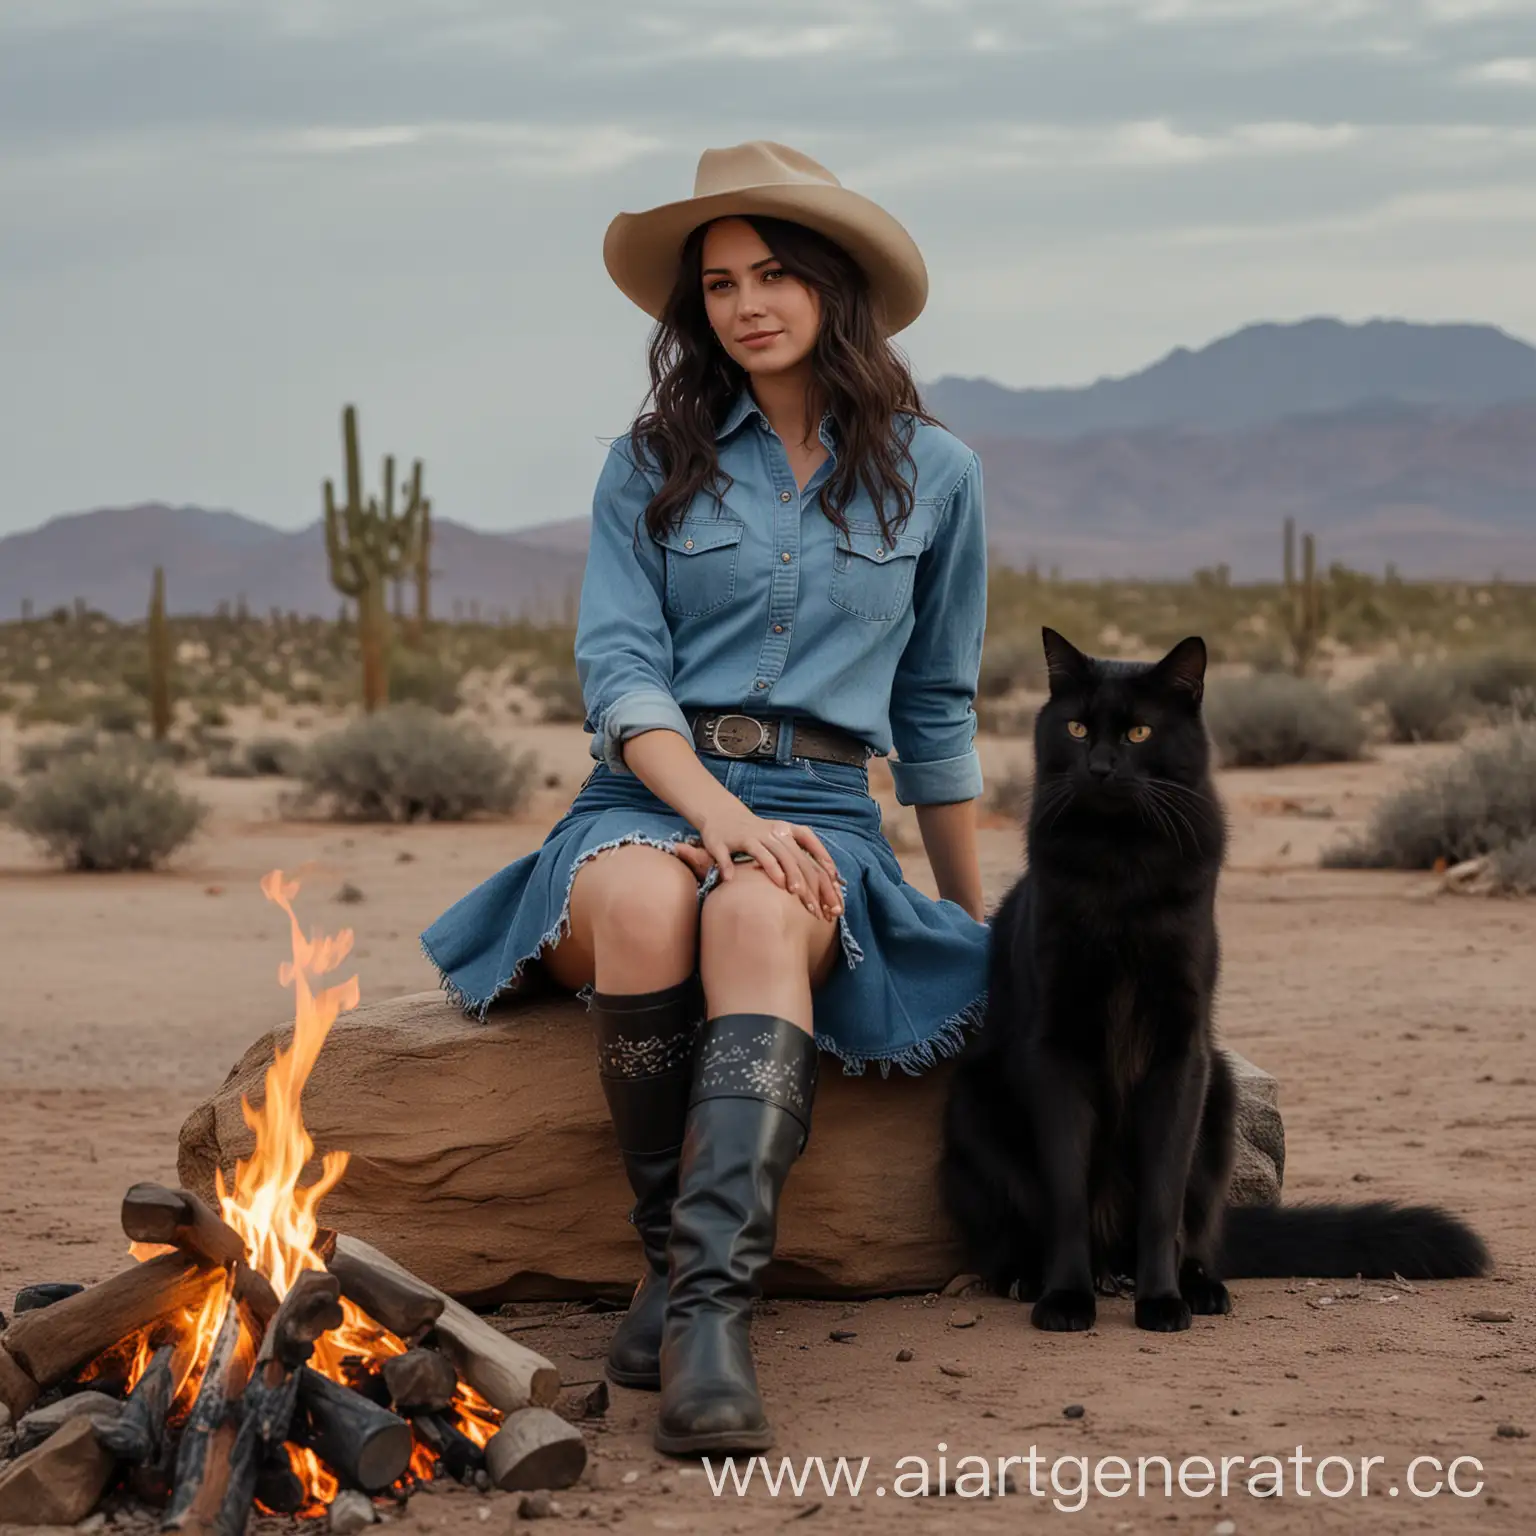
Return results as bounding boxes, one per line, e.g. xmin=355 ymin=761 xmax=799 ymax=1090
xmin=3 ymin=317 xmax=1533 ymax=617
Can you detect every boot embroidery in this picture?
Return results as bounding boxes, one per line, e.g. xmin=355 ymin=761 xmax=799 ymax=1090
xmin=598 ymin=1026 xmax=698 ymax=1079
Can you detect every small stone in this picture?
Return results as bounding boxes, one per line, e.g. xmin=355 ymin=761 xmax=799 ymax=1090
xmin=518 ymin=1490 xmax=555 ymax=1519
xmin=14 ymin=1284 xmax=85 ymax=1314
xmin=581 ymin=1381 xmax=609 ymax=1418
xmin=78 ymin=1515 xmax=108 ymax=1534
xmin=335 ymin=882 xmax=365 ymax=904
xmin=1495 ymin=1424 xmax=1528 ymax=1439
xmin=396 ymin=851 xmax=416 ymax=863
xmin=941 ymin=1273 xmax=980 ymax=1297
xmin=620 ymin=1470 xmax=639 ymax=1485
xmin=329 ymin=1489 xmax=377 ymax=1534
xmin=937 ymin=1363 xmax=971 ymax=1378
xmin=829 ymin=1330 xmax=857 ymax=1343
xmin=17 ymin=1393 xmax=123 ymax=1455
xmin=947 ymin=1310 xmax=978 ymax=1329
xmin=473 ymin=1468 xmax=491 ymax=1492
xmin=1063 ymin=1404 xmax=1085 ymax=1420
xmin=1469 ymin=1311 xmax=1514 ymax=1324
xmin=895 ymin=1348 xmax=914 ymax=1362
xmin=1213 ymin=1522 xmax=1238 ymax=1536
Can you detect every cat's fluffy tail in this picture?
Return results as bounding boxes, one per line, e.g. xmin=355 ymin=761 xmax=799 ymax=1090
xmin=1218 ymin=1201 xmax=1490 ymax=1280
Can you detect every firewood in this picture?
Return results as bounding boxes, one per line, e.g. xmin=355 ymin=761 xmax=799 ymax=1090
xmin=0 ymin=1415 xmax=118 ymax=1524
xmin=233 ymin=1264 xmax=280 ymax=1335
xmin=327 ymin=1236 xmax=444 ymax=1342
xmin=258 ymin=1271 xmax=344 ymax=1372
xmin=252 ymin=1453 xmax=305 ymax=1514
xmin=383 ymin=1349 xmax=457 ymax=1413
xmin=0 ymin=1343 xmax=39 ymax=1419
xmin=163 ymin=1290 xmax=249 ymax=1534
xmin=96 ymin=1344 xmax=175 ymax=1466
xmin=16 ymin=1390 xmax=123 ymax=1455
xmin=411 ymin=1408 xmax=485 ymax=1480
xmin=331 ymin=1236 xmax=558 ymax=1412
xmin=122 ymin=1183 xmax=247 ymax=1269
xmin=483 ymin=1406 xmax=586 ymax=1493
xmin=296 ymin=1367 xmax=413 ymax=1492
xmin=2 ymin=1253 xmax=217 ymax=1391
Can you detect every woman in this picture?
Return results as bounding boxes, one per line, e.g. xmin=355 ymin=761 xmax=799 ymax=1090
xmin=421 ymin=141 xmax=990 ymax=1456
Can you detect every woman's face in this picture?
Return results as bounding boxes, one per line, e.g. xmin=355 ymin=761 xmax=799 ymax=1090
xmin=700 ymin=218 xmax=821 ymax=379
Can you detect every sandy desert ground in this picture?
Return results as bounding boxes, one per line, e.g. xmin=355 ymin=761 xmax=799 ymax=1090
xmin=1 ymin=718 xmax=1532 ymax=1534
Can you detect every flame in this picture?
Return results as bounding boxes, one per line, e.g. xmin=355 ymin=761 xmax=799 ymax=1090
xmin=111 ymin=870 xmax=502 ymax=1506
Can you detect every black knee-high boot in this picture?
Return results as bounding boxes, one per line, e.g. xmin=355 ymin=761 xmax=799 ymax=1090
xmin=591 ymin=975 xmax=705 ymax=1390
xmin=654 ymin=1014 xmax=819 ymax=1456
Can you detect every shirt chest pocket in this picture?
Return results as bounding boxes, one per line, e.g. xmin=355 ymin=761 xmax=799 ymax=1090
xmin=829 ymin=525 xmax=925 ymax=622
xmin=656 ymin=518 xmax=745 ymax=618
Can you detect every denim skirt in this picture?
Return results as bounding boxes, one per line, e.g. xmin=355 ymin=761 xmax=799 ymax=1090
xmin=419 ymin=753 xmax=989 ymax=1076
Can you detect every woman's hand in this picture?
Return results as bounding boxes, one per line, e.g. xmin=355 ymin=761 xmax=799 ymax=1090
xmin=670 ymin=808 xmax=843 ymax=921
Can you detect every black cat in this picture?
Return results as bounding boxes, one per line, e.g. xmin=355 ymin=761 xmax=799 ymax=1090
xmin=940 ymin=628 xmax=1490 ymax=1333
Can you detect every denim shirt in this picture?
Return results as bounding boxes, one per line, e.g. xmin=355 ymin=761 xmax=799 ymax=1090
xmin=573 ymin=388 xmax=987 ymax=806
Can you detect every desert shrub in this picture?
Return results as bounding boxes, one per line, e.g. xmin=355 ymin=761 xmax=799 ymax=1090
xmin=195 ymin=700 xmax=231 ymax=728
xmin=0 ymin=779 xmax=16 ymax=815
xmin=19 ymin=728 xmax=102 ymax=774
xmin=1323 ymin=723 xmax=1536 ymax=872
xmin=528 ymin=669 xmax=586 ymax=724
xmin=17 ymin=688 xmax=96 ymax=727
xmin=206 ymin=750 xmax=258 ymax=778
xmin=94 ymin=693 xmax=147 ymax=735
xmin=294 ymin=704 xmax=536 ymax=823
xmin=975 ymin=699 xmax=1037 ymax=736
xmin=1456 ymin=651 xmax=1536 ymax=710
xmin=388 ymin=650 xmax=463 ymax=715
xmin=1490 ymin=834 xmax=1536 ymax=895
xmin=977 ymin=632 xmax=1047 ymax=699
xmin=1354 ymin=661 xmax=1466 ymax=744
xmin=10 ymin=748 xmax=205 ymax=870
xmin=985 ymin=761 xmax=1035 ymax=818
xmin=245 ymin=736 xmax=307 ymax=776
xmin=1205 ymin=675 xmax=1367 ymax=768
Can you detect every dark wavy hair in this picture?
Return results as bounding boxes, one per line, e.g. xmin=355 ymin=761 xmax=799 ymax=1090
xmin=626 ymin=215 xmax=941 ymax=545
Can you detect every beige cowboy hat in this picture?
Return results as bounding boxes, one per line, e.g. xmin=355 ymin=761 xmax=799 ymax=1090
xmin=603 ymin=140 xmax=929 ymax=334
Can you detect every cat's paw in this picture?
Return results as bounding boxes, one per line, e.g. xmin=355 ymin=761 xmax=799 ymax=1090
xmin=1134 ymin=1295 xmax=1193 ymax=1332
xmin=1182 ymin=1273 xmax=1231 ymax=1316
xmin=1032 ymin=1289 xmax=1097 ymax=1332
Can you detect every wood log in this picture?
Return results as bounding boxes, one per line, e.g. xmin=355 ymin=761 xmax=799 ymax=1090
xmin=16 ymin=1390 xmax=123 ymax=1455
xmin=97 ymin=1344 xmax=175 ymax=1465
xmin=233 ymin=1264 xmax=280 ymax=1336
xmin=163 ymin=1289 xmax=248 ymax=1534
xmin=122 ymin=1183 xmax=247 ymax=1269
xmin=296 ymin=1367 xmax=413 ymax=1492
xmin=252 ymin=1455 xmax=305 ymax=1515
xmin=2 ymin=1253 xmax=218 ymax=1391
xmin=411 ymin=1409 xmax=484 ymax=1481
xmin=383 ymin=1349 xmax=457 ymax=1413
xmin=0 ymin=1415 xmax=118 ymax=1524
xmin=13 ymin=1282 xmax=85 ymax=1313
xmin=483 ymin=1407 xmax=586 ymax=1493
xmin=0 ymin=1343 xmax=39 ymax=1419
xmin=259 ymin=1271 xmax=344 ymax=1373
xmin=332 ymin=1237 xmax=557 ymax=1414
xmin=326 ymin=1240 xmax=443 ymax=1342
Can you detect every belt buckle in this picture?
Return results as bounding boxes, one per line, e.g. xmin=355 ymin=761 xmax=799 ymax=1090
xmin=707 ymin=714 xmax=771 ymax=759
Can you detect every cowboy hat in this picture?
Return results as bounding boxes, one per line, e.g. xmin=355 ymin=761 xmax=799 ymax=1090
xmin=602 ymin=140 xmax=929 ymax=334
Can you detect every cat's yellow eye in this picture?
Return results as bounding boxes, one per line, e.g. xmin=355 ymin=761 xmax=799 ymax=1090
xmin=1127 ymin=724 xmax=1152 ymax=743
xmin=1067 ymin=720 xmax=1088 ymax=739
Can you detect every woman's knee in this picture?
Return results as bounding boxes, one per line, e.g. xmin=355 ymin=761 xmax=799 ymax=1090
xmin=700 ymin=870 xmax=805 ymax=955
xmin=574 ymin=844 xmax=700 ymax=961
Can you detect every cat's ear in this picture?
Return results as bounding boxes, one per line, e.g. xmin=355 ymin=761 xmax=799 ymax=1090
xmin=1041 ymin=627 xmax=1092 ymax=693
xmin=1151 ymin=636 xmax=1207 ymax=704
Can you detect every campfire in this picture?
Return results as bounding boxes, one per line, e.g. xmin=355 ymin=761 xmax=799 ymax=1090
xmin=0 ymin=871 xmax=580 ymax=1529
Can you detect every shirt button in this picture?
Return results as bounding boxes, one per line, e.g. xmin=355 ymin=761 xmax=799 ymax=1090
xmin=773 ymin=624 xmax=784 ymax=634
xmin=755 ymin=680 xmax=766 ymax=689
xmin=684 ymin=539 xmax=694 ymax=550
xmin=779 ymin=490 xmax=792 ymax=503
xmin=780 ymin=551 xmax=792 ymax=563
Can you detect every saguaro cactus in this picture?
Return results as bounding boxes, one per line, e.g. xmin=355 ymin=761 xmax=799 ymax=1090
xmin=413 ymin=494 xmax=433 ymax=642
xmin=1282 ymin=516 xmax=1324 ymax=676
xmin=323 ymin=405 xmax=426 ymax=712
xmin=148 ymin=565 xmax=173 ymax=741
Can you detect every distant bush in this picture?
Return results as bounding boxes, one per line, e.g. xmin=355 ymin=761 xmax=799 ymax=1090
xmin=0 ymin=779 xmax=17 ymax=815
xmin=10 ymin=749 xmax=205 ymax=870
xmin=94 ymin=694 xmax=147 ymax=735
xmin=1205 ymin=675 xmax=1368 ymax=768
xmin=1323 ymin=723 xmax=1536 ymax=874
xmin=1456 ymin=651 xmax=1536 ymax=711
xmin=977 ymin=633 xmax=1047 ymax=700
xmin=245 ymin=736 xmax=307 ymax=776
xmin=17 ymin=688 xmax=96 ymax=728
xmin=1490 ymin=835 xmax=1536 ymax=896
xmin=528 ymin=670 xmax=586 ymax=724
xmin=293 ymin=704 xmax=536 ymax=823
xmin=19 ymin=728 xmax=102 ymax=775
xmin=388 ymin=650 xmax=463 ymax=715
xmin=206 ymin=750 xmax=258 ymax=779
xmin=1354 ymin=661 xmax=1467 ymax=744
xmin=985 ymin=761 xmax=1035 ymax=819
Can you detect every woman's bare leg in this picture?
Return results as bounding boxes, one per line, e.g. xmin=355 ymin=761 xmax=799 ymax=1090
xmin=541 ymin=843 xmax=702 ymax=994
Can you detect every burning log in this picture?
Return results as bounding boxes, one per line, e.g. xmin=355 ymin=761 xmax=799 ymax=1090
xmin=97 ymin=1344 xmax=175 ymax=1466
xmin=262 ymin=1271 xmax=344 ymax=1373
xmin=233 ymin=1264 xmax=280 ymax=1337
xmin=253 ymin=1454 xmax=306 ymax=1514
xmin=0 ymin=1343 xmax=39 ymax=1419
xmin=1 ymin=1253 xmax=218 ymax=1392
xmin=296 ymin=1366 xmax=413 ymax=1492
xmin=163 ymin=1289 xmax=248 ymax=1534
xmin=412 ymin=1409 xmax=485 ymax=1481
xmin=122 ymin=1183 xmax=247 ymax=1270
xmin=0 ymin=1415 xmax=118 ymax=1524
xmin=383 ymin=1349 xmax=457 ymax=1413
xmin=483 ymin=1406 xmax=586 ymax=1493
xmin=332 ymin=1236 xmax=558 ymax=1413
xmin=327 ymin=1238 xmax=443 ymax=1342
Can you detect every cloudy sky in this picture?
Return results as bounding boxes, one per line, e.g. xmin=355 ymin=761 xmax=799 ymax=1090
xmin=3 ymin=0 xmax=1535 ymax=537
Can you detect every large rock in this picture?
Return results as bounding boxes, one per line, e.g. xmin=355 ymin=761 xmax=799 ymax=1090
xmin=179 ymin=992 xmax=1285 ymax=1305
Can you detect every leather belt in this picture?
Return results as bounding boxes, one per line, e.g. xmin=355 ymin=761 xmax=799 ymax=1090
xmin=688 ymin=712 xmax=871 ymax=767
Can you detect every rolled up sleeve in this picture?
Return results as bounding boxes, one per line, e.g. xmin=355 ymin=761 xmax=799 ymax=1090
xmin=888 ymin=453 xmax=987 ymax=806
xmin=574 ymin=439 xmax=693 ymax=773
